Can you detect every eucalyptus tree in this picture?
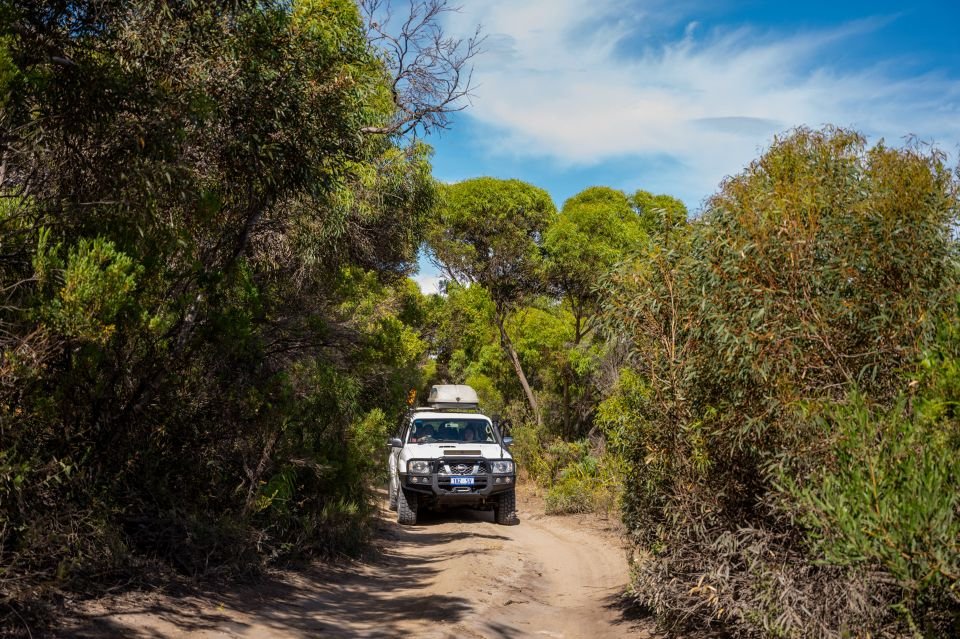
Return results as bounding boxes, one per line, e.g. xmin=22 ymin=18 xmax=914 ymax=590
xmin=0 ymin=0 xmax=480 ymax=619
xmin=543 ymin=187 xmax=645 ymax=435
xmin=546 ymin=187 xmax=645 ymax=343
xmin=603 ymin=127 xmax=960 ymax=637
xmin=427 ymin=177 xmax=556 ymax=425
xmin=631 ymin=189 xmax=688 ymax=236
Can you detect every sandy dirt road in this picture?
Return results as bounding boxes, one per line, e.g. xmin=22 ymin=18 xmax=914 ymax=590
xmin=65 ymin=495 xmax=651 ymax=638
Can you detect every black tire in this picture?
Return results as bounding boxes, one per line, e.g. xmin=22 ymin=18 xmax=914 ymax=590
xmin=388 ymin=481 xmax=398 ymax=511
xmin=397 ymin=488 xmax=418 ymax=525
xmin=494 ymin=489 xmax=519 ymax=525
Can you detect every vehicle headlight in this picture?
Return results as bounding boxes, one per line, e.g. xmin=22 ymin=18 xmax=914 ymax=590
xmin=489 ymin=460 xmax=514 ymax=474
xmin=407 ymin=460 xmax=431 ymax=474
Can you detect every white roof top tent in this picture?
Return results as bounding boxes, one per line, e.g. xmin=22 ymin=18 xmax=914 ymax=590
xmin=424 ymin=384 xmax=480 ymax=410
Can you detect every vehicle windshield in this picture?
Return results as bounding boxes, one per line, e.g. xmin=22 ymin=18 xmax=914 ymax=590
xmin=408 ymin=418 xmax=495 ymax=443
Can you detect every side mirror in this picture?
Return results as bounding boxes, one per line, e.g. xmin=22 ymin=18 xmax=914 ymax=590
xmin=502 ymin=436 xmax=513 ymax=447
xmin=387 ymin=437 xmax=403 ymax=448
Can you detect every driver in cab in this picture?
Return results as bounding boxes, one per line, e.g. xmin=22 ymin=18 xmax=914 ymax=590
xmin=412 ymin=423 xmax=435 ymax=443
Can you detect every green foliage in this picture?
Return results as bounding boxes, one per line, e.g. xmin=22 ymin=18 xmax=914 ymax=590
xmin=0 ymin=35 xmax=17 ymax=109
xmin=426 ymin=177 xmax=556 ymax=425
xmin=783 ymin=306 xmax=960 ymax=633
xmin=593 ymin=368 xmax=670 ymax=534
xmin=509 ymin=420 xmax=624 ymax=516
xmin=0 ymin=0 xmax=442 ymax=627
xmin=595 ymin=368 xmax=649 ymax=456
xmin=508 ymin=304 xmax=574 ymax=384
xmin=506 ymin=422 xmax=552 ymax=483
xmin=545 ymin=187 xmax=645 ymax=334
xmin=463 ymin=372 xmax=505 ymax=417
xmin=630 ymin=189 xmax=688 ymax=235
xmin=426 ymin=275 xmax=615 ymax=436
xmin=541 ymin=186 xmax=645 ymax=436
xmin=544 ymin=445 xmax=595 ymax=514
xmin=429 ymin=281 xmax=509 ymax=388
xmin=429 ymin=177 xmax=557 ymax=309
xmin=38 ymin=236 xmax=142 ymax=344
xmin=790 ymin=395 xmax=960 ymax=602
xmin=544 ymin=442 xmax=624 ymax=516
xmin=602 ymin=127 xmax=960 ymax=637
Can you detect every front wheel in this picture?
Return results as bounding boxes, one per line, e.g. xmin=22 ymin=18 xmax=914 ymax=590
xmin=494 ymin=489 xmax=519 ymax=525
xmin=397 ymin=489 xmax=418 ymax=525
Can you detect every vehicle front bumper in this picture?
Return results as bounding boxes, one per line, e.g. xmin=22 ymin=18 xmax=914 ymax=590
xmin=400 ymin=471 xmax=516 ymax=501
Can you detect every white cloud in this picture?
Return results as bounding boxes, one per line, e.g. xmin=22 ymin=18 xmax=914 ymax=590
xmin=443 ymin=0 xmax=960 ymax=206
xmin=412 ymin=272 xmax=446 ymax=295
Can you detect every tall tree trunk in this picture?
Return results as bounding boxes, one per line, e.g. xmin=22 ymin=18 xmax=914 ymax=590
xmin=563 ymin=304 xmax=584 ymax=437
xmin=496 ymin=312 xmax=541 ymax=426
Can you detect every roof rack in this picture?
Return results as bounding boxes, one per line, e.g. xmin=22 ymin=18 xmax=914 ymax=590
xmin=411 ymin=406 xmax=483 ymax=414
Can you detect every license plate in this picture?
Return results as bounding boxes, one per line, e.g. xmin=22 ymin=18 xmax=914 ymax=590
xmin=450 ymin=476 xmax=474 ymax=486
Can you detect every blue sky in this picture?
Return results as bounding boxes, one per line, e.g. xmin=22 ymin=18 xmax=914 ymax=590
xmin=415 ymin=0 xmax=960 ymax=292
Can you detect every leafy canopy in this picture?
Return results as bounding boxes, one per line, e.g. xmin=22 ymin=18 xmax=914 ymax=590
xmin=429 ymin=177 xmax=557 ymax=310
xmin=545 ymin=186 xmax=645 ymax=338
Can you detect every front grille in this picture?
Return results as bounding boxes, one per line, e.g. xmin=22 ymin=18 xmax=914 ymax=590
xmin=437 ymin=458 xmax=488 ymax=493
xmin=440 ymin=460 xmax=488 ymax=475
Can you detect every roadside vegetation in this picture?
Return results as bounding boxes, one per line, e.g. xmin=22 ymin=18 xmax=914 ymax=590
xmin=602 ymin=129 xmax=960 ymax=637
xmin=2 ymin=2 xmax=958 ymax=638
xmin=0 ymin=0 xmax=471 ymax=631
xmin=422 ymin=130 xmax=960 ymax=637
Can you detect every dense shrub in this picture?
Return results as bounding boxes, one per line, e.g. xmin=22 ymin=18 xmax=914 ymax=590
xmin=0 ymin=1 xmax=438 ymax=630
xmin=783 ymin=303 xmax=960 ymax=635
xmin=544 ymin=443 xmax=623 ymax=515
xmin=602 ymin=128 xmax=960 ymax=637
xmin=509 ymin=420 xmax=623 ymax=515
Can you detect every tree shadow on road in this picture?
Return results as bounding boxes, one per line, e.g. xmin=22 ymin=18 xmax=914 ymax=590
xmin=603 ymin=590 xmax=660 ymax=637
xmin=61 ymin=524 xmax=486 ymax=639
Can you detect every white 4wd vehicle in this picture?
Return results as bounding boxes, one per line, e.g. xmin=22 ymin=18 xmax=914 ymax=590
xmin=387 ymin=385 xmax=518 ymax=526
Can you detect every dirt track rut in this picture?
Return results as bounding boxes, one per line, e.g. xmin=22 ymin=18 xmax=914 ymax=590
xmin=65 ymin=494 xmax=651 ymax=638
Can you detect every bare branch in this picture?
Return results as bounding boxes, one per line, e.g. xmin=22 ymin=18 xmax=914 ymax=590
xmin=360 ymin=0 xmax=484 ymax=138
